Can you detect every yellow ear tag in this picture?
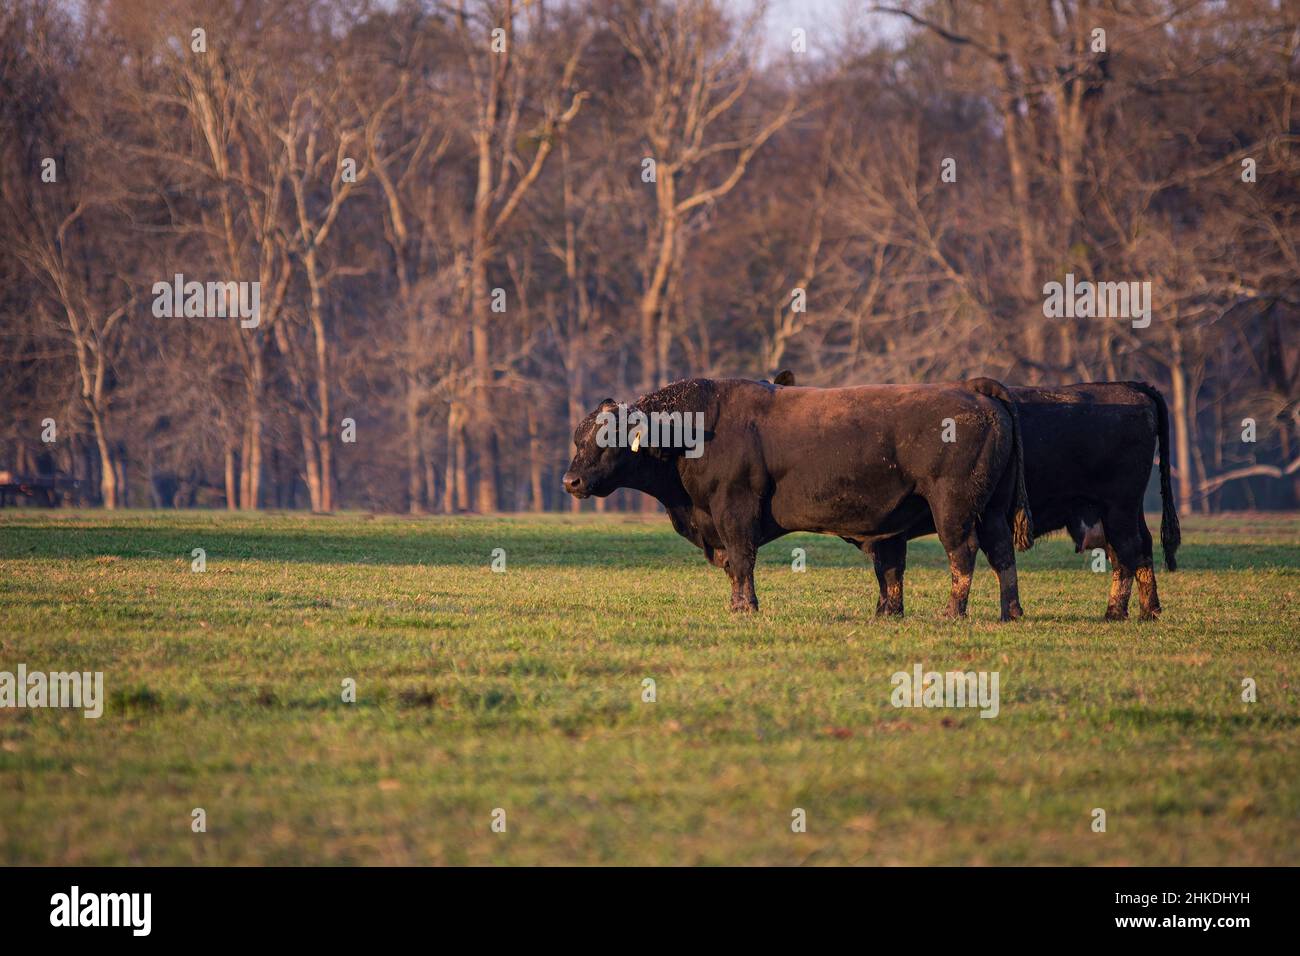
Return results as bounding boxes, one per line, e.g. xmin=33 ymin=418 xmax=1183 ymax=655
xmin=630 ymin=431 xmax=641 ymax=453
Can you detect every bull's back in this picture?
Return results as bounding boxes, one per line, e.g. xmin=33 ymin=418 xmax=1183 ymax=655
xmin=1011 ymin=383 xmax=1157 ymax=502
xmin=754 ymin=383 xmax=999 ymax=471
xmin=710 ymin=383 xmax=1008 ymax=537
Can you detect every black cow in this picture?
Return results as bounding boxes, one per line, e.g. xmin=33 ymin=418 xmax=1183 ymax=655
xmin=856 ymin=382 xmax=1180 ymax=621
xmin=562 ymin=377 xmax=1033 ymax=619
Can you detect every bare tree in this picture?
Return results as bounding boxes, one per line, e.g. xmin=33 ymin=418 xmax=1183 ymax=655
xmin=446 ymin=0 xmax=591 ymax=512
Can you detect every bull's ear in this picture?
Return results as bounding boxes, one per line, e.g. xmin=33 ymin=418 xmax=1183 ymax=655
xmin=774 ymin=370 xmax=795 ymax=386
xmin=598 ymin=397 xmax=618 ymax=411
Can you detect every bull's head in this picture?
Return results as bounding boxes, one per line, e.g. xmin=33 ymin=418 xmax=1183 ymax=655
xmin=562 ymin=398 xmax=636 ymax=499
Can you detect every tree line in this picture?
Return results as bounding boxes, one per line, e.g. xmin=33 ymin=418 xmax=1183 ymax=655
xmin=1 ymin=0 xmax=1297 ymax=514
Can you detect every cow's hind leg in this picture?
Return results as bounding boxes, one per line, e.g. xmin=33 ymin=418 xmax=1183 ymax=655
xmin=942 ymin=535 xmax=979 ymax=619
xmin=977 ymin=518 xmax=1023 ymax=622
xmin=931 ymin=505 xmax=979 ymax=619
xmin=1102 ymin=506 xmax=1143 ymax=621
xmin=871 ymin=536 xmax=907 ymax=617
xmin=975 ymin=444 xmax=1024 ymax=622
xmin=1104 ymin=545 xmax=1133 ymax=621
xmin=1134 ymin=513 xmax=1162 ymax=620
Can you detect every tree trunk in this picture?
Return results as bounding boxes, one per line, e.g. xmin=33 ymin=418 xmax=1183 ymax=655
xmin=567 ymin=354 xmax=585 ymax=513
xmin=442 ymin=408 xmax=455 ymax=514
xmin=115 ymin=452 xmax=128 ymax=508
xmin=455 ymin=414 xmax=470 ymax=512
xmin=470 ymin=77 xmax=499 ymax=516
xmin=469 ymin=250 xmax=497 ymax=513
xmin=1169 ymin=345 xmax=1195 ymax=517
xmin=444 ymin=402 xmax=470 ymax=514
xmin=241 ymin=356 xmax=264 ymax=510
xmin=309 ymin=275 xmax=334 ymax=513
xmin=424 ymin=447 xmax=437 ymax=516
xmin=634 ymin=170 xmax=679 ymax=513
xmin=639 ymin=174 xmax=678 ymax=397
xmin=407 ymin=390 xmax=424 ymax=514
xmin=88 ymin=407 xmax=119 ymax=509
xmin=300 ymin=418 xmax=323 ymax=513
xmin=528 ymin=401 xmax=545 ymax=512
xmin=224 ymin=445 xmax=239 ymax=510
xmin=1001 ymin=96 xmax=1044 ymax=366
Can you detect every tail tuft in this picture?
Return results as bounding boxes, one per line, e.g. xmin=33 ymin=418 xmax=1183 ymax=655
xmin=1014 ymin=507 xmax=1034 ymax=552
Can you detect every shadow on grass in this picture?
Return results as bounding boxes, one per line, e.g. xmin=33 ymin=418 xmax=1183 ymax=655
xmin=0 ymin=520 xmax=1295 ymax=571
xmin=1106 ymin=706 xmax=1300 ymax=731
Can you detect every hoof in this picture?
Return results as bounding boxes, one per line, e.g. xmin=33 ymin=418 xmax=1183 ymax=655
xmin=730 ymin=598 xmax=758 ymax=613
xmin=1003 ymin=603 xmax=1024 ymax=622
xmin=1104 ymin=607 xmax=1129 ymax=622
xmin=941 ymin=607 xmax=968 ymax=621
xmin=1138 ymin=607 xmax=1161 ymax=622
xmin=875 ymin=603 xmax=904 ymax=618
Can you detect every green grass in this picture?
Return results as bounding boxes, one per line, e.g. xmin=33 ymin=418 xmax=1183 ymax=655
xmin=1 ymin=509 xmax=1297 ymax=865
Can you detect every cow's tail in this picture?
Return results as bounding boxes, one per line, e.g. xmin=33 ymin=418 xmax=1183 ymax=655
xmin=964 ymin=378 xmax=1033 ymax=551
xmin=1127 ymin=381 xmax=1181 ymax=571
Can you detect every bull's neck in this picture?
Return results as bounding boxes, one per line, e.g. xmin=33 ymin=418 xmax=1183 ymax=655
xmin=621 ymin=457 xmax=690 ymax=509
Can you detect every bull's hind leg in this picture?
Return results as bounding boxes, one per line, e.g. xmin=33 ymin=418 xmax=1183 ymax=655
xmin=974 ymin=445 xmax=1024 ymax=622
xmin=1134 ymin=513 xmax=1162 ymax=620
xmin=930 ymin=509 xmax=979 ymax=619
xmin=977 ymin=519 xmax=1023 ymax=622
xmin=1102 ymin=507 xmax=1143 ymax=621
xmin=1104 ymin=545 xmax=1133 ymax=620
xmin=870 ymin=536 xmax=907 ymax=617
xmin=942 ymin=535 xmax=979 ymax=619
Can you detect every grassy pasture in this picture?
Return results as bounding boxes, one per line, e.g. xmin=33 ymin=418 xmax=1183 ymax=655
xmin=0 ymin=509 xmax=1296 ymax=865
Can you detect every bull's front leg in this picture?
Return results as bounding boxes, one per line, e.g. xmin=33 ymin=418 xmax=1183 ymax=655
xmin=724 ymin=543 xmax=757 ymax=612
xmin=714 ymin=496 xmax=760 ymax=612
xmin=667 ymin=506 xmax=729 ymax=571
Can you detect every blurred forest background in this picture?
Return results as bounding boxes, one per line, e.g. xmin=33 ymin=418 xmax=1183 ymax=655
xmin=1 ymin=0 xmax=1297 ymax=514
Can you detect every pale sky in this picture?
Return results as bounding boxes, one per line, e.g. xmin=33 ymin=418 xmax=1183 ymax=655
xmin=725 ymin=0 xmax=908 ymax=63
